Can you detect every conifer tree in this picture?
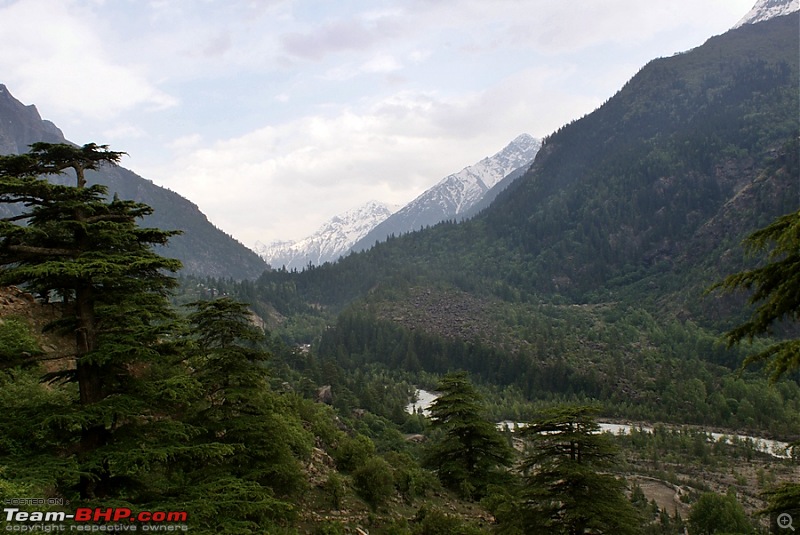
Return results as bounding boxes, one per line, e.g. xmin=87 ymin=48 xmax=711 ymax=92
xmin=518 ymin=405 xmax=642 ymax=535
xmin=178 ymin=297 xmax=312 ymax=530
xmin=760 ymin=482 xmax=800 ymax=534
xmin=713 ymin=209 xmax=800 ymax=382
xmin=0 ymin=143 xmax=183 ymax=498
xmin=424 ymin=371 xmax=512 ymax=499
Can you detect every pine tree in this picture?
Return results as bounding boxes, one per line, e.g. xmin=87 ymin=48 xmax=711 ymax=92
xmin=0 ymin=142 xmax=183 ymax=498
xmin=178 ymin=297 xmax=313 ymax=530
xmin=760 ymin=482 xmax=800 ymax=533
xmin=424 ymin=371 xmax=512 ymax=499
xmin=518 ymin=405 xmax=642 ymax=535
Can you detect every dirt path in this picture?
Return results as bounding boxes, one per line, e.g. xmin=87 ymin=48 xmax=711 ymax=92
xmin=630 ymin=475 xmax=690 ymax=518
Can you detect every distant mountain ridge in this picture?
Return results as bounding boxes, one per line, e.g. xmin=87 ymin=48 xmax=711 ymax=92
xmin=255 ymin=200 xmax=400 ymax=270
xmin=350 ymin=134 xmax=541 ymax=253
xmin=257 ymin=134 xmax=540 ymax=270
xmin=0 ymin=84 xmax=268 ymax=280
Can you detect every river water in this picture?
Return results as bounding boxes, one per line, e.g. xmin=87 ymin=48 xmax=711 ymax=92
xmin=406 ymin=389 xmax=793 ymax=459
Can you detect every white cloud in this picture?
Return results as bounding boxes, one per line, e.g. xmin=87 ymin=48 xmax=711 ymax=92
xmin=362 ymin=54 xmax=403 ymax=74
xmin=150 ymin=67 xmax=590 ymax=246
xmin=0 ymin=0 xmax=759 ymax=249
xmin=0 ymin=0 xmax=177 ymax=120
xmin=102 ymin=123 xmax=147 ymax=140
xmin=168 ymin=134 xmax=204 ymax=151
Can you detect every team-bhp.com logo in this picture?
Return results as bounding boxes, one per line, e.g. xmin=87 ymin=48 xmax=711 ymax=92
xmin=4 ymin=507 xmax=188 ymax=531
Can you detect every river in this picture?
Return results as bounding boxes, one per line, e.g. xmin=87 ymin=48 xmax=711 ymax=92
xmin=406 ymin=388 xmax=793 ymax=459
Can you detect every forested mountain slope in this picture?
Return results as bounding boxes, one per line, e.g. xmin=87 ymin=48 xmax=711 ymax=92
xmin=482 ymin=13 xmax=798 ymax=302
xmin=253 ymin=13 xmax=799 ymax=321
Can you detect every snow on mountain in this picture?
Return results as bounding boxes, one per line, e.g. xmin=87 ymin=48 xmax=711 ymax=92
xmin=427 ymin=133 xmax=541 ymax=214
xmin=255 ymin=200 xmax=399 ymax=270
xmin=733 ymin=0 xmax=798 ymax=28
xmin=256 ymin=134 xmax=540 ymax=269
xmin=350 ymin=134 xmax=541 ymax=253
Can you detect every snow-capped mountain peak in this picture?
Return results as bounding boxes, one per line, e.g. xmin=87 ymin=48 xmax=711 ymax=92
xmin=401 ymin=133 xmax=541 ymax=217
xmin=257 ymin=134 xmax=541 ymax=269
xmin=255 ymin=200 xmax=399 ymax=270
xmin=349 ymin=134 xmax=541 ymax=253
xmin=733 ymin=0 xmax=799 ymax=28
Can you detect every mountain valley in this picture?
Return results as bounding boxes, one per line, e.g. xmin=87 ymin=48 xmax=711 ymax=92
xmin=0 ymin=3 xmax=798 ymax=534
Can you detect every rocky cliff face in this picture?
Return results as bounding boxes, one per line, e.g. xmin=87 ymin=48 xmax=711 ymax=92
xmin=0 ymin=85 xmax=64 ymax=153
xmin=0 ymin=85 xmax=268 ymax=280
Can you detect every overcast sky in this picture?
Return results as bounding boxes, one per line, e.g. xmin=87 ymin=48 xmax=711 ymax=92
xmin=0 ymin=0 xmax=756 ymax=248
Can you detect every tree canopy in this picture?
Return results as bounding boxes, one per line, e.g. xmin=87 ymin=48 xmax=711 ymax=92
xmin=424 ymin=371 xmax=513 ymax=499
xmin=517 ymin=405 xmax=642 ymax=535
xmin=0 ymin=142 xmax=184 ymax=498
xmin=713 ymin=209 xmax=800 ymax=381
xmin=687 ymin=489 xmax=753 ymax=535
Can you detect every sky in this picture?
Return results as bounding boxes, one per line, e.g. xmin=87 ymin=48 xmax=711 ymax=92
xmin=0 ymin=0 xmax=756 ymax=248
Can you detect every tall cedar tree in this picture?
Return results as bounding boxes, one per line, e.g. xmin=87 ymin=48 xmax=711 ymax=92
xmin=0 ymin=143 xmax=183 ymax=498
xmin=178 ymin=298 xmax=312 ymax=531
xmin=518 ymin=406 xmax=641 ymax=535
xmin=424 ymin=371 xmax=512 ymax=499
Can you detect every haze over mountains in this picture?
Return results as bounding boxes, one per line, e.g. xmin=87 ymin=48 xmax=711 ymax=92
xmin=257 ymin=134 xmax=541 ymax=270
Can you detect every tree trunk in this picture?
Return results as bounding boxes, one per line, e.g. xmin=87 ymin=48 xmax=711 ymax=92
xmin=75 ymin=281 xmax=108 ymax=499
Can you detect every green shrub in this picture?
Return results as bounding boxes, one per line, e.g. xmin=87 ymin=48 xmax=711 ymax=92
xmin=352 ymin=456 xmax=394 ymax=509
xmin=332 ymin=434 xmax=375 ymax=473
xmin=411 ymin=506 xmax=484 ymax=535
xmin=385 ymin=451 xmax=438 ymax=502
xmin=322 ymin=472 xmax=347 ymax=510
xmin=0 ymin=317 xmax=40 ymax=363
xmin=313 ymin=521 xmax=346 ymax=535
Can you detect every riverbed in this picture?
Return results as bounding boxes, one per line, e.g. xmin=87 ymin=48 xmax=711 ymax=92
xmin=407 ymin=388 xmax=792 ymax=459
